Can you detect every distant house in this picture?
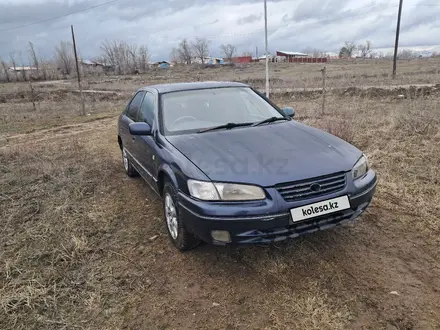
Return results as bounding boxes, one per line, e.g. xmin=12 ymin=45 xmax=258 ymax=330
xmin=258 ymin=54 xmax=273 ymax=60
xmin=207 ymin=57 xmax=223 ymax=65
xmin=8 ymin=66 xmax=37 ymax=72
xmin=159 ymin=61 xmax=170 ymax=69
xmin=276 ymin=51 xmax=308 ymax=59
xmin=231 ymin=56 xmax=252 ymax=63
xmin=419 ymin=51 xmax=434 ymax=58
xmin=275 ymin=50 xmax=328 ymax=63
xmin=192 ymin=56 xmax=223 ymax=64
xmin=325 ymin=52 xmax=339 ymax=59
xmin=148 ymin=61 xmax=171 ymax=69
xmin=80 ymin=60 xmax=114 ymax=73
xmin=80 ymin=60 xmax=98 ymax=67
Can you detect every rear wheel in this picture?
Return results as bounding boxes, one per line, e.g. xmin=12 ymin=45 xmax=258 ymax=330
xmin=163 ymin=180 xmax=200 ymax=251
xmin=121 ymin=146 xmax=138 ymax=177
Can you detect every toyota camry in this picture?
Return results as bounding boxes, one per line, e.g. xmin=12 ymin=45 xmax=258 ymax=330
xmin=117 ymin=81 xmax=376 ymax=251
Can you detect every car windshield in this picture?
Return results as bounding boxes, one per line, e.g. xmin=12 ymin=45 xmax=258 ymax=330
xmin=160 ymin=87 xmax=283 ymax=135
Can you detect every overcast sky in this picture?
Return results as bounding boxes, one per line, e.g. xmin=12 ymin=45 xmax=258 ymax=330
xmin=0 ymin=0 xmax=439 ymax=61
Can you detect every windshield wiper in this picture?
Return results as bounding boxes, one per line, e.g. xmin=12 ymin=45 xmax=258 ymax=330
xmin=198 ymin=122 xmax=252 ymax=133
xmin=251 ymin=116 xmax=289 ymax=127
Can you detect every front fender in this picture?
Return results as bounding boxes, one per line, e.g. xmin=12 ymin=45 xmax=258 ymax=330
xmin=157 ymin=163 xmax=179 ymax=191
xmin=158 ymin=136 xmax=211 ymax=194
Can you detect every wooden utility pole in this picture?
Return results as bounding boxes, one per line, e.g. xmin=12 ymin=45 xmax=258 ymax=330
xmin=71 ymin=25 xmax=86 ymax=115
xmin=264 ymin=0 xmax=269 ymax=98
xmin=392 ymin=0 xmax=404 ymax=79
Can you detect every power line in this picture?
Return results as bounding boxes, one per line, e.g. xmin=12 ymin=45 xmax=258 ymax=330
xmin=93 ymin=3 xmax=440 ymax=42
xmin=2 ymin=1 xmax=439 ymax=34
xmin=1 ymin=2 xmax=439 ymax=57
xmin=75 ymin=3 xmax=399 ymax=44
xmin=0 ymin=0 xmax=122 ymax=32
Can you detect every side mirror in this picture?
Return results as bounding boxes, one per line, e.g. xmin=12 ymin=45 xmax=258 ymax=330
xmin=129 ymin=122 xmax=152 ymax=136
xmin=281 ymin=107 xmax=295 ymax=117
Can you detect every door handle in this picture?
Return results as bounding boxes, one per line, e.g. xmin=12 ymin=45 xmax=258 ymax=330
xmin=132 ymin=137 xmax=136 ymax=142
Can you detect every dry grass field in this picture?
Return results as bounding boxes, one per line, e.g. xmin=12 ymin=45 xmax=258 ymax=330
xmin=1 ymin=58 xmax=440 ymax=330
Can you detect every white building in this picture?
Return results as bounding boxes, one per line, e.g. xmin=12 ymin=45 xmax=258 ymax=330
xmin=8 ymin=66 xmax=37 ymax=72
xmin=191 ymin=56 xmax=223 ymax=64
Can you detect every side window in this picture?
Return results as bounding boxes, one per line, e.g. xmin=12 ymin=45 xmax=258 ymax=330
xmin=137 ymin=92 xmax=155 ymax=125
xmin=126 ymin=91 xmax=145 ymax=120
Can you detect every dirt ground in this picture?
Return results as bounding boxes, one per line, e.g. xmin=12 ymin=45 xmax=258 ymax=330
xmin=1 ymin=59 xmax=440 ymax=330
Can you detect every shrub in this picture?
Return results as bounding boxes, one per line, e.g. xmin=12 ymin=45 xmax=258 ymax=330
xmin=322 ymin=118 xmax=355 ymax=143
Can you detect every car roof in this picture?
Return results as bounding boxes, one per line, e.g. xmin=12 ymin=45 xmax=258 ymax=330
xmin=140 ymin=81 xmax=249 ymax=94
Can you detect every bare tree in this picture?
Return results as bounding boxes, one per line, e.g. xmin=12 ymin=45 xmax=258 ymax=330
xmin=101 ymin=39 xmax=127 ymax=74
xmin=40 ymin=59 xmax=48 ymax=80
xmin=358 ymin=40 xmax=372 ymax=58
xmin=192 ymin=38 xmax=210 ymax=64
xmin=101 ymin=39 xmax=144 ymax=74
xmin=241 ymin=51 xmax=253 ymax=57
xmin=220 ymin=44 xmax=236 ymax=62
xmin=127 ymin=43 xmax=138 ymax=73
xmin=9 ymin=53 xmax=19 ymax=81
xmin=170 ymin=47 xmax=181 ymax=65
xmin=92 ymin=55 xmax=107 ymax=65
xmin=0 ymin=57 xmax=10 ymax=82
xmin=19 ymin=52 xmax=28 ymax=81
xmin=101 ymin=39 xmax=117 ymax=73
xmin=28 ymin=41 xmax=39 ymax=77
xmin=177 ymin=39 xmax=193 ymax=64
xmin=55 ymin=41 xmax=74 ymax=75
xmin=138 ymin=45 xmax=150 ymax=72
xmin=119 ymin=41 xmax=130 ymax=73
xmin=339 ymin=41 xmax=357 ymax=57
xmin=398 ymin=49 xmax=417 ymax=60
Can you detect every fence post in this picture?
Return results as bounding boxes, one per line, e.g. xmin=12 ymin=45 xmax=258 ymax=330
xmin=29 ymin=81 xmax=37 ymax=111
xmin=321 ymin=66 xmax=327 ymax=115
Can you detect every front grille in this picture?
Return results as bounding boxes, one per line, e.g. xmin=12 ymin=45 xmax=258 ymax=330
xmin=276 ymin=172 xmax=347 ymax=202
xmin=236 ymin=208 xmax=357 ymax=244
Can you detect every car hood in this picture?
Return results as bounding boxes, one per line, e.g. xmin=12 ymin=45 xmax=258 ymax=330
xmin=166 ymin=121 xmax=362 ymax=187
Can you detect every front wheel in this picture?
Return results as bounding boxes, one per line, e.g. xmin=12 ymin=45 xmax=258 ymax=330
xmin=163 ymin=181 xmax=200 ymax=251
xmin=121 ymin=146 xmax=138 ymax=177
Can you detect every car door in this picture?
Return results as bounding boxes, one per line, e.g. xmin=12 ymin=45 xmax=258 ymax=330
xmin=119 ymin=91 xmax=146 ymax=155
xmin=132 ymin=91 xmax=159 ymax=191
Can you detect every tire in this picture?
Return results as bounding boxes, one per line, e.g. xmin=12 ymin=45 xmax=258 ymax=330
xmin=121 ymin=145 xmax=138 ymax=177
xmin=163 ymin=180 xmax=200 ymax=251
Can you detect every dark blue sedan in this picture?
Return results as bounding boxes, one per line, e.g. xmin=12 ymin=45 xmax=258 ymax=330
xmin=117 ymin=81 xmax=376 ymax=251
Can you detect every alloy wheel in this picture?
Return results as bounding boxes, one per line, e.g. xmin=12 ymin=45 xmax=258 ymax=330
xmin=122 ymin=148 xmax=129 ymax=172
xmin=165 ymin=194 xmax=178 ymax=240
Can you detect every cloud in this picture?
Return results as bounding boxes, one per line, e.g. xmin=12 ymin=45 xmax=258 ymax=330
xmin=292 ymin=0 xmax=352 ymax=22
xmin=237 ymin=13 xmax=263 ymax=25
xmin=0 ymin=0 xmax=439 ymax=61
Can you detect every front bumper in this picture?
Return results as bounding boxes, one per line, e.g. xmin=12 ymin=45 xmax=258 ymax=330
xmin=178 ymin=170 xmax=377 ymax=245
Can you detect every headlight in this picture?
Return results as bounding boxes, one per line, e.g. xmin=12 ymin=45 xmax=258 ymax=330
xmin=352 ymin=155 xmax=368 ymax=180
xmin=187 ymin=180 xmax=265 ymax=201
xmin=187 ymin=180 xmax=219 ymax=200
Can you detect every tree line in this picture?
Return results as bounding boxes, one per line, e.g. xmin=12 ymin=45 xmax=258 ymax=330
xmin=338 ymin=41 xmax=373 ymax=58
xmin=169 ymin=37 xmax=238 ymax=64
xmin=0 ymin=38 xmax=436 ymax=82
xmin=336 ymin=40 xmax=434 ymax=59
xmin=0 ymin=37 xmax=243 ymax=82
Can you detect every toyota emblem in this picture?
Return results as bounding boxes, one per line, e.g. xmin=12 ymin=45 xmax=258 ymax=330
xmin=310 ymin=183 xmax=321 ymax=192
